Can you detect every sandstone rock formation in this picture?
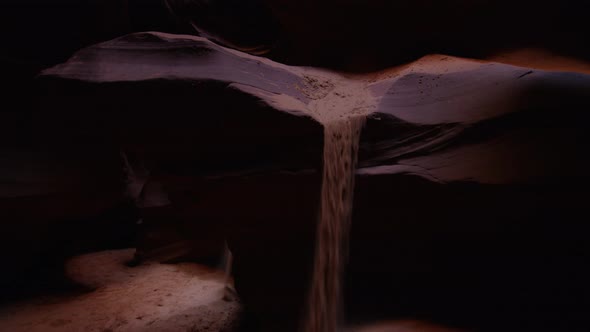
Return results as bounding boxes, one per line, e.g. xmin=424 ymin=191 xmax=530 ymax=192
xmin=22 ymin=31 xmax=590 ymax=331
xmin=36 ymin=32 xmax=325 ymax=267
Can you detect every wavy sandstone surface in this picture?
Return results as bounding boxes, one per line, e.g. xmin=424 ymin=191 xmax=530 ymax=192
xmin=3 ymin=31 xmax=589 ymax=331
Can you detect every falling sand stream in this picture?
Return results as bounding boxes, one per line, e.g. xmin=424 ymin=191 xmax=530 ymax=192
xmin=297 ymin=74 xmax=374 ymax=332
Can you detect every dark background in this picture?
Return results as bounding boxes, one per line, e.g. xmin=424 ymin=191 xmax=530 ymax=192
xmin=2 ymin=0 xmax=588 ymax=143
xmin=2 ymin=0 xmax=589 ymax=80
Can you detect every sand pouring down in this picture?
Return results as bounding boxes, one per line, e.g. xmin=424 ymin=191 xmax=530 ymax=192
xmin=304 ymin=117 xmax=365 ymax=332
xmin=297 ymin=74 xmax=374 ymax=332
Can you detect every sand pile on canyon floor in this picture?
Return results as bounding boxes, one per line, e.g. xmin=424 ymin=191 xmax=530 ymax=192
xmin=0 ymin=249 xmax=240 ymax=332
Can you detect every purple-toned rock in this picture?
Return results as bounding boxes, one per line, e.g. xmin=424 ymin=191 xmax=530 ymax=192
xmin=35 ymin=32 xmax=590 ymax=331
xmin=351 ymin=57 xmax=590 ymax=331
xmin=36 ymin=32 xmax=325 ymax=267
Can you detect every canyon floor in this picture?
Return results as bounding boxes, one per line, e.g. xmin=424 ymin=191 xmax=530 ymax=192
xmin=0 ymin=249 xmax=464 ymax=332
xmin=0 ymin=249 xmax=240 ymax=332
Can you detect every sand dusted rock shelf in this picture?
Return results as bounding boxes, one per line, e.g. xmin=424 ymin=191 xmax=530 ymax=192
xmin=23 ymin=32 xmax=590 ymax=331
xmin=361 ymin=56 xmax=590 ymax=183
xmin=39 ymin=32 xmax=324 ymax=176
xmin=39 ymin=32 xmax=590 ymax=182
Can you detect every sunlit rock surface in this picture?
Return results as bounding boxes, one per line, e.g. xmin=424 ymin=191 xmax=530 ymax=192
xmin=24 ymin=32 xmax=590 ymax=331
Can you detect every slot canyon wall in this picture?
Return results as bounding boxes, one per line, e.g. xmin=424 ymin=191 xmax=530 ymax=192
xmin=1 ymin=1 xmax=590 ymax=331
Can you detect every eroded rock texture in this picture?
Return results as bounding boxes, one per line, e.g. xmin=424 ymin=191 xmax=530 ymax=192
xmin=11 ymin=31 xmax=590 ymax=331
xmin=37 ymin=32 xmax=325 ymax=269
xmin=351 ymin=57 xmax=590 ymax=332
